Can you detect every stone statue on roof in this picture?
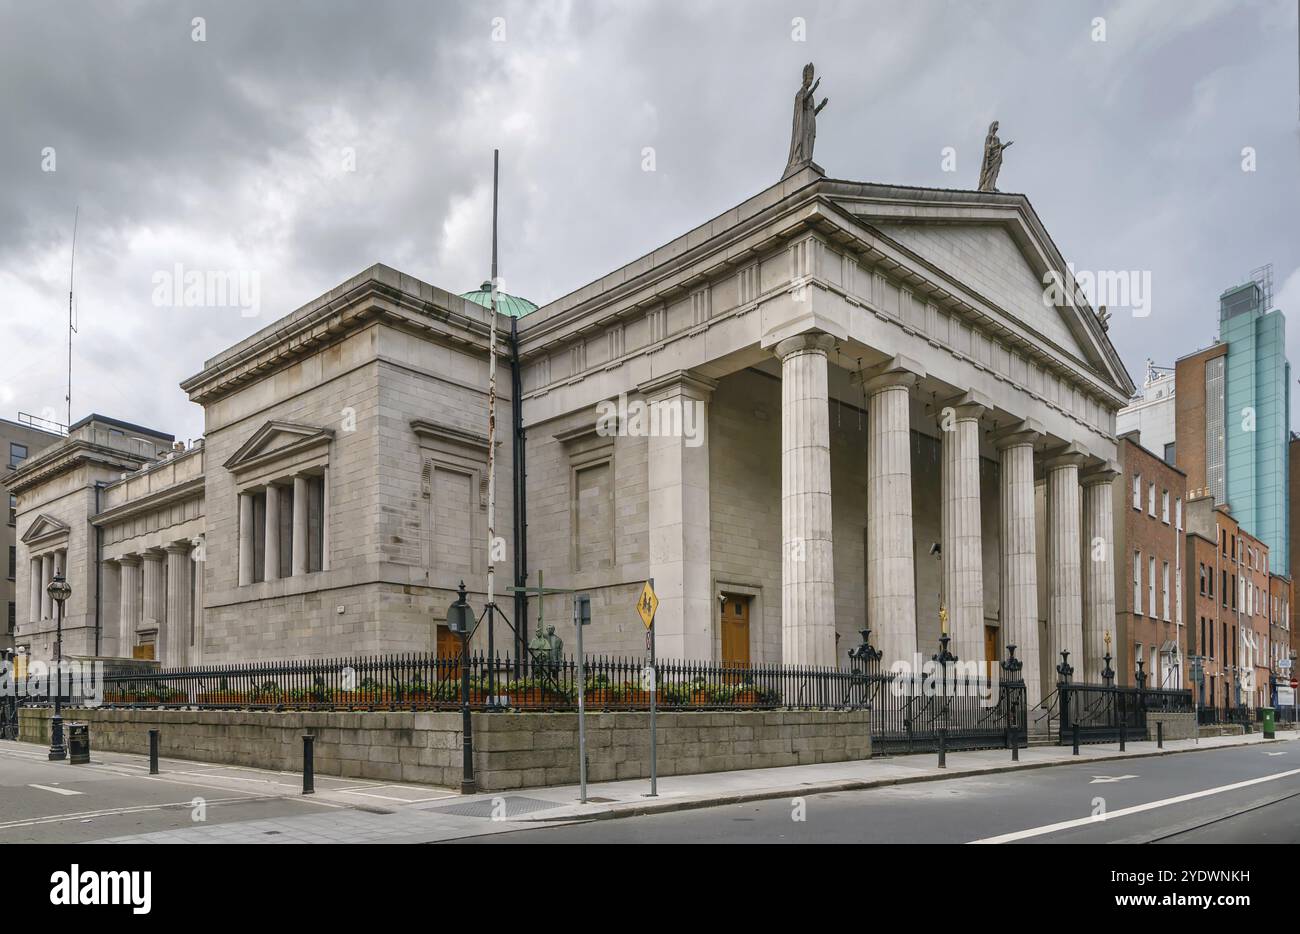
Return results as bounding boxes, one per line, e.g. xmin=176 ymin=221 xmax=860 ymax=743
xmin=978 ymin=120 xmax=1013 ymax=192
xmin=783 ymin=63 xmax=828 ymax=180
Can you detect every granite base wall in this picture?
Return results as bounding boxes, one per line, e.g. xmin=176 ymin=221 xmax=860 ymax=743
xmin=18 ymin=708 xmax=872 ymax=791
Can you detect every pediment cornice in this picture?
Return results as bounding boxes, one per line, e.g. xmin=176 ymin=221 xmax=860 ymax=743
xmin=20 ymin=513 xmax=70 ymax=548
xmin=224 ymin=421 xmax=334 ymax=476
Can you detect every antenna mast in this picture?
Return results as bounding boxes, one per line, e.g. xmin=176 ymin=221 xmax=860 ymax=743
xmin=67 ymin=206 xmax=79 ymax=428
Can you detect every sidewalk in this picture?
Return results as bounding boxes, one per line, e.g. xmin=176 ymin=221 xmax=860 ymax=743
xmin=475 ymin=728 xmax=1296 ymax=824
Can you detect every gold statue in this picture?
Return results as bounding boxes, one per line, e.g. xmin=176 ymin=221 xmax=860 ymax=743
xmin=939 ymin=603 xmax=949 ymax=635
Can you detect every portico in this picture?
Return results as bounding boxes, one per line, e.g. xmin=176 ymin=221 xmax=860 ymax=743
xmin=518 ymin=167 xmax=1135 ymax=691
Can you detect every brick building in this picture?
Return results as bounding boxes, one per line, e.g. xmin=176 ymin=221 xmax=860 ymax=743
xmin=1115 ymin=432 xmax=1187 ymax=688
xmin=1184 ymin=496 xmax=1266 ymax=711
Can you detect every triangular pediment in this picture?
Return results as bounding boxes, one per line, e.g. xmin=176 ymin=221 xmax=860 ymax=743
xmin=822 ymin=182 xmax=1134 ymax=397
xmin=223 ymin=420 xmax=334 ymax=474
xmin=20 ymin=513 xmax=70 ymax=546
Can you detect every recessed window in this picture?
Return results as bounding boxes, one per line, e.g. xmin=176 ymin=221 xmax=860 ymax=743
xmin=8 ymin=443 xmax=27 ymax=470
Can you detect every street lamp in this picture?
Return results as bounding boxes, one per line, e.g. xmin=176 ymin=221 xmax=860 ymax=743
xmin=445 ymin=580 xmax=477 ymax=794
xmin=46 ymin=572 xmax=72 ymax=761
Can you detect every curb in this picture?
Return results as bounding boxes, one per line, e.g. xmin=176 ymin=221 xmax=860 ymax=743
xmin=525 ymin=736 xmax=1283 ymax=823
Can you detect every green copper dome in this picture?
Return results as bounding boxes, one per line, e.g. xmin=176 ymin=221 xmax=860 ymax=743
xmin=460 ymin=281 xmax=538 ymax=318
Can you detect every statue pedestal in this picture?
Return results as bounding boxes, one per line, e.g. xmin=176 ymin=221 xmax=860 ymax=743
xmin=781 ymin=160 xmax=825 ymax=182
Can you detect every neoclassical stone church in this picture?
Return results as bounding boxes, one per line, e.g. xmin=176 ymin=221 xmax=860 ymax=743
xmin=10 ymin=95 xmax=1135 ymax=709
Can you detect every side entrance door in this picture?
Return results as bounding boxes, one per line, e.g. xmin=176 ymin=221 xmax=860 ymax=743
xmin=720 ymin=595 xmax=751 ymax=668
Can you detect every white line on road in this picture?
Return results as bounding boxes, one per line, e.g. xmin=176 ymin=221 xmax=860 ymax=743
xmin=969 ymin=767 xmax=1300 ymax=844
xmin=28 ymin=784 xmax=82 ymax=796
xmin=0 ymin=795 xmax=262 ymax=830
xmin=1089 ymin=775 xmax=1138 ymax=784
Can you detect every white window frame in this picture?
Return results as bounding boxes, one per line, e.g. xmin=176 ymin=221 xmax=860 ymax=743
xmin=1133 ymin=551 xmax=1142 ymax=614
xmin=1133 ymin=474 xmax=1141 ymax=509
xmin=1148 ymin=482 xmax=1156 ymax=516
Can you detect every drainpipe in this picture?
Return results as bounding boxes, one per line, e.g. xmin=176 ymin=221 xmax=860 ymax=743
xmin=510 ymin=315 xmax=528 ymax=679
xmin=93 ymin=480 xmax=104 ymax=656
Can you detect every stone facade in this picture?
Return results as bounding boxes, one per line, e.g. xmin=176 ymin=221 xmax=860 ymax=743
xmin=0 ymin=416 xmax=62 ymax=650
xmin=9 ymin=170 xmax=1136 ymax=681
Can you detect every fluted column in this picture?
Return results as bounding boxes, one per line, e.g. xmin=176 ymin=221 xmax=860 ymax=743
xmin=321 ymin=467 xmax=331 ymax=571
xmin=775 ymin=332 xmax=837 ymax=667
xmin=165 ymin=543 xmax=192 ymax=668
xmin=192 ymin=537 xmax=205 ymax=657
xmin=142 ymin=550 xmax=165 ymax=641
xmin=641 ymin=371 xmax=717 ymax=660
xmin=118 ymin=554 xmax=141 ymax=653
xmin=101 ymin=560 xmax=121 ymax=657
xmin=28 ymin=557 xmax=41 ymax=623
xmin=865 ymin=359 xmax=922 ymax=668
xmin=238 ymin=492 xmax=255 ymax=586
xmin=264 ymin=484 xmax=281 ymax=581
xmin=1082 ymin=467 xmax=1119 ymax=683
xmin=997 ymin=425 xmax=1041 ymax=708
xmin=941 ymin=395 xmax=987 ymax=666
xmin=40 ymin=553 xmax=53 ymax=620
xmin=292 ymin=475 xmax=310 ymax=576
xmin=1045 ymin=449 xmax=1086 ymax=685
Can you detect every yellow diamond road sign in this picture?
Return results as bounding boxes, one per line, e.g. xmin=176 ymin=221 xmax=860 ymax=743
xmin=637 ymin=581 xmax=659 ymax=629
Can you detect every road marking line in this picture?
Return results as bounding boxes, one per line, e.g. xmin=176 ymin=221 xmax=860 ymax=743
xmin=969 ymin=767 xmax=1300 ymax=844
xmin=28 ymin=784 xmax=82 ymax=796
xmin=1089 ymin=774 xmax=1138 ymax=784
xmin=0 ymin=795 xmax=261 ymax=830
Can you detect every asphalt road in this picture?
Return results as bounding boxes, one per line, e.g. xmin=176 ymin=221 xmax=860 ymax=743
xmin=0 ymin=740 xmax=451 ymax=843
xmin=449 ymin=743 xmax=1300 ymax=844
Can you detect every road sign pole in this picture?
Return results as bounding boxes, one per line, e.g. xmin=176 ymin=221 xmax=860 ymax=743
xmin=648 ymin=578 xmax=657 ymax=798
xmin=575 ymin=594 xmax=588 ymax=804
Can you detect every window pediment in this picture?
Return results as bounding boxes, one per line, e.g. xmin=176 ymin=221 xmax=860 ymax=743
xmin=21 ymin=513 xmax=70 ymax=548
xmin=224 ymin=421 xmax=333 ymax=483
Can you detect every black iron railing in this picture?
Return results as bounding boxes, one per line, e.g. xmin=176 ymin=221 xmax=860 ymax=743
xmin=90 ymin=652 xmax=869 ymax=712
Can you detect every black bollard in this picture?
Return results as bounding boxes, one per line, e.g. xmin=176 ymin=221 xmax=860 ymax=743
xmin=302 ymin=734 xmax=315 ymax=795
xmin=937 ymin=728 xmax=947 ymax=769
xmin=1072 ymin=723 xmax=1080 ymax=756
xmin=148 ymin=728 xmax=159 ymax=775
xmin=1157 ymin=720 xmax=1164 ymax=749
xmin=1119 ymin=720 xmax=1126 ymax=752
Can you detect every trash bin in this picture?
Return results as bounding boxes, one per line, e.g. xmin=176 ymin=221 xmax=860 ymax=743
xmin=67 ymin=722 xmax=90 ymax=764
xmin=1261 ymin=707 xmax=1276 ymax=740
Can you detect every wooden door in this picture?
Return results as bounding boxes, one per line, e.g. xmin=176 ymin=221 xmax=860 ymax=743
xmin=984 ymin=625 xmax=998 ymax=677
xmin=436 ymin=624 xmax=460 ymax=659
xmin=720 ymin=596 xmax=751 ymax=668
xmin=133 ymin=642 xmax=155 ymax=661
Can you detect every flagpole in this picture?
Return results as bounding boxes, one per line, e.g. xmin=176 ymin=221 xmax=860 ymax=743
xmin=486 ymin=149 xmax=500 ymax=702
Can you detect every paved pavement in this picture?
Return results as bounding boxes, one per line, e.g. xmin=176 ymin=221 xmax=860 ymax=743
xmin=0 ymin=729 xmax=1293 ymax=843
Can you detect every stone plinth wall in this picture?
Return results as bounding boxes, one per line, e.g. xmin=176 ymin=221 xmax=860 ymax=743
xmin=1146 ymin=711 xmax=1196 ymax=741
xmin=18 ymin=708 xmax=872 ymax=791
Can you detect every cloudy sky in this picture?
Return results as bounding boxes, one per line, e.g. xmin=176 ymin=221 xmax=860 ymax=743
xmin=2 ymin=0 xmax=1297 ymax=442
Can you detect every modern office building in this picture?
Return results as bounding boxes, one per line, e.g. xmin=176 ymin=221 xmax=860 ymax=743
xmin=1174 ymin=277 xmax=1290 ymax=573
xmin=1218 ymin=279 xmax=1290 ymax=574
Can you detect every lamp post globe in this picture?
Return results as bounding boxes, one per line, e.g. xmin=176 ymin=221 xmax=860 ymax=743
xmin=46 ymin=572 xmax=71 ymax=761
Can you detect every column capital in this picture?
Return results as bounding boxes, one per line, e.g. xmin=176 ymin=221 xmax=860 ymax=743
xmin=940 ymin=389 xmax=993 ymax=422
xmin=773 ymin=331 xmax=836 ymax=361
xmin=637 ymin=369 xmax=719 ymax=402
xmin=858 ymin=353 xmax=926 ymax=395
xmin=142 ymin=548 xmax=165 ymax=561
xmin=993 ymin=418 xmax=1045 ymax=451
xmin=117 ymin=553 xmax=142 ymax=567
xmin=1044 ymin=444 xmax=1089 ymax=471
xmin=164 ymin=541 xmax=192 ymax=555
xmin=1081 ymin=460 xmax=1122 ymax=486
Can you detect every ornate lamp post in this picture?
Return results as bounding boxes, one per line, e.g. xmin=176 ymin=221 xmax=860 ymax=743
xmin=445 ymin=580 xmax=476 ymax=794
xmin=46 ymin=572 xmax=72 ymax=761
xmin=1101 ymin=631 xmax=1114 ymax=687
